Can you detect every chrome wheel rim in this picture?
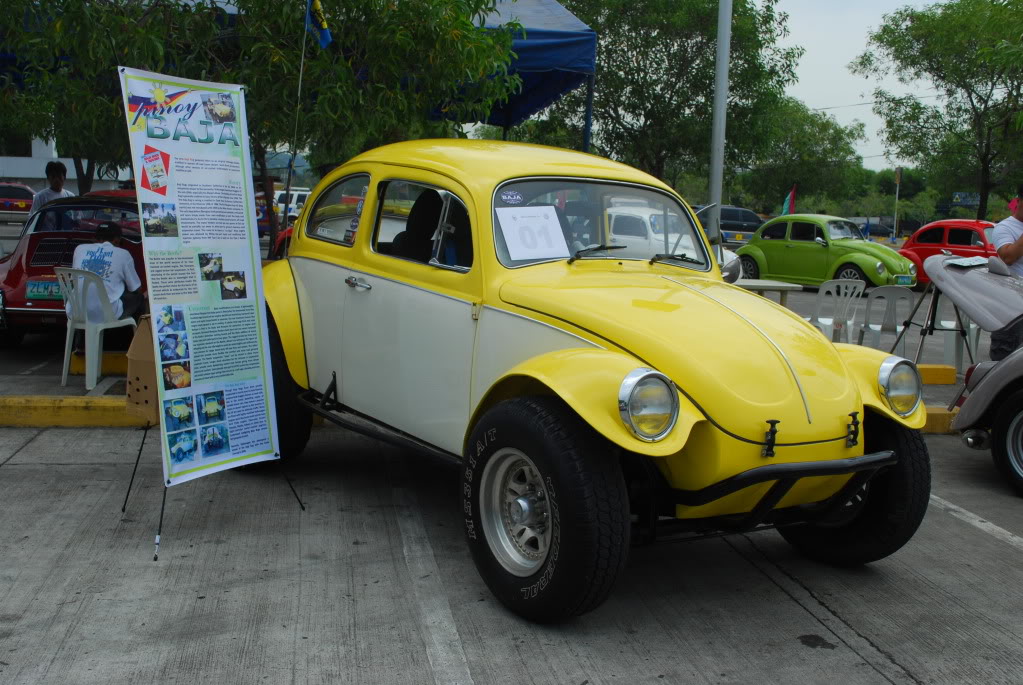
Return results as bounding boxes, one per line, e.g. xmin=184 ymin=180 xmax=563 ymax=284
xmin=480 ymin=448 xmax=552 ymax=577
xmin=1007 ymin=412 xmax=1023 ymax=479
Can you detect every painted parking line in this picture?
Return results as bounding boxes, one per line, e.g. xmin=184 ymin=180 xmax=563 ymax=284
xmin=930 ymin=494 xmax=1023 ymax=554
xmin=18 ymin=361 xmax=50 ymax=375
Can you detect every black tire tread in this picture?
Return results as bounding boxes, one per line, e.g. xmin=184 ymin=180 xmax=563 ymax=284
xmin=991 ymin=389 xmax=1023 ymax=496
xmin=267 ymin=314 xmax=311 ymax=459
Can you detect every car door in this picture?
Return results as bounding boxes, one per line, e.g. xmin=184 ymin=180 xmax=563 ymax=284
xmin=338 ymin=174 xmax=481 ymax=455
xmin=757 ymin=221 xmax=789 ymax=275
xmin=910 ymin=225 xmax=945 ymax=263
xmin=781 ymin=221 xmax=829 ymax=282
xmin=947 ymin=227 xmax=986 ymax=258
xmin=289 ymin=173 xmax=371 ymax=396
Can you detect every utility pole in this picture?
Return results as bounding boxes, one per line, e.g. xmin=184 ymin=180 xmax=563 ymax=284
xmin=893 ymin=166 xmax=902 ymax=244
xmin=706 ymin=0 xmax=733 ymax=259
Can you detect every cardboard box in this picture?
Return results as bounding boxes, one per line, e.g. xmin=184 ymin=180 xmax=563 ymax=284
xmin=126 ymin=315 xmax=159 ymax=425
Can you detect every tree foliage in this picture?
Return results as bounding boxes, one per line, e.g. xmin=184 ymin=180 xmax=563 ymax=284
xmin=851 ymin=0 xmax=1023 ymax=220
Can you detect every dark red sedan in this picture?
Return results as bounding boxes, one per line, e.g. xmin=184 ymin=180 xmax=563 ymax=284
xmin=0 ymin=182 xmax=36 ymax=224
xmin=0 ymin=195 xmax=146 ymax=346
xmin=899 ymin=219 xmax=997 ymax=285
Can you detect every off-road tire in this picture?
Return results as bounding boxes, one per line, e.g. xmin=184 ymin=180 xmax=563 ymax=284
xmin=740 ymin=255 xmax=760 ymax=280
xmin=991 ymin=389 xmax=1023 ymax=496
xmin=778 ymin=413 xmax=931 ymax=566
xmin=463 ymin=396 xmax=630 ymax=622
xmin=268 ymin=313 xmax=311 ymax=459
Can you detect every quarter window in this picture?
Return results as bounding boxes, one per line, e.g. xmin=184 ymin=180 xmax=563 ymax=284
xmin=306 ymin=174 xmax=369 ymax=247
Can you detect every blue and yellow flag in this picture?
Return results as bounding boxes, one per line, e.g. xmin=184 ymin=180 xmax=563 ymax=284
xmin=306 ymin=0 xmax=332 ymax=49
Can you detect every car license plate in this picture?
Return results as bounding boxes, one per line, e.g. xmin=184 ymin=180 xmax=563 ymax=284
xmin=26 ymin=280 xmax=63 ymax=300
xmin=895 ymin=275 xmax=913 ymax=286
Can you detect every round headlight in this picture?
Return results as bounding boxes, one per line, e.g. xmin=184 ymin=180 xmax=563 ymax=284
xmin=878 ymin=357 xmax=922 ymax=416
xmin=619 ymin=368 xmax=679 ymax=441
xmin=909 ymin=263 xmax=918 ymax=276
xmin=876 ymin=261 xmax=886 ymax=275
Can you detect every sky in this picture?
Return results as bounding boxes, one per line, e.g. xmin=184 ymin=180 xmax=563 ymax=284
xmin=775 ymin=0 xmax=931 ymax=171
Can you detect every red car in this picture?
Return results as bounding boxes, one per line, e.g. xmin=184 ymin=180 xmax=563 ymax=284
xmin=899 ymin=219 xmax=997 ymax=285
xmin=0 ymin=182 xmax=36 ymax=224
xmin=0 ymin=195 xmax=146 ymax=346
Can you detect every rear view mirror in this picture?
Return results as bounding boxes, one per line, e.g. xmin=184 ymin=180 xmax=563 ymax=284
xmin=721 ymin=256 xmax=741 ymax=283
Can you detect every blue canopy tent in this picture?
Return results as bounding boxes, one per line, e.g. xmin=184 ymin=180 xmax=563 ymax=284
xmin=481 ymin=0 xmax=596 ymax=150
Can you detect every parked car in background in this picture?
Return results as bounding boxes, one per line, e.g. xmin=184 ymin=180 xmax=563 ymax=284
xmin=736 ymin=213 xmax=917 ymax=287
xmin=0 ymin=182 xmax=36 ymax=224
xmin=692 ymin=204 xmax=763 ymax=245
xmin=263 ymin=139 xmax=930 ymax=623
xmin=254 ymin=189 xmax=279 ymax=237
xmin=275 ymin=186 xmax=311 ymax=225
xmin=899 ymin=219 xmax=997 ymax=285
xmin=0 ymin=195 xmax=146 ymax=346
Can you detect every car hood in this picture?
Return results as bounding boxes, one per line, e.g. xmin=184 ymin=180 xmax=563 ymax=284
xmin=838 ymin=239 xmax=909 ymax=267
xmin=500 ymin=269 xmax=861 ymax=442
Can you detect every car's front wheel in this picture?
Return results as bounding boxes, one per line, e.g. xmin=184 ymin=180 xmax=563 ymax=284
xmin=463 ymin=397 xmax=630 ymax=622
xmin=267 ymin=314 xmax=311 ymax=459
xmin=739 ymin=255 xmax=759 ymax=279
xmin=835 ymin=263 xmax=869 ymax=288
xmin=779 ymin=414 xmax=930 ymax=566
xmin=991 ymin=389 xmax=1023 ymax=496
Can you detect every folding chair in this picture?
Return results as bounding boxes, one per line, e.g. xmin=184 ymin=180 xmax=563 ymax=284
xmin=805 ymin=279 xmax=865 ymax=343
xmin=856 ymin=285 xmax=914 ymax=357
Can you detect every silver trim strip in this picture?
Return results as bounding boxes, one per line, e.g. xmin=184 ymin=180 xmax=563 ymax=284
xmin=662 ymin=276 xmax=813 ymax=424
xmin=5 ymin=306 xmax=62 ymax=313
xmin=480 ymin=305 xmax=604 ymax=349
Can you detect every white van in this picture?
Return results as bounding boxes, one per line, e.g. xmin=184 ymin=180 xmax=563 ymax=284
xmin=274 ymin=187 xmax=311 ymax=222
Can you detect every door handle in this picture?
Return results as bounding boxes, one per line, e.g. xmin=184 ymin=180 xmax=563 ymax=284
xmin=344 ymin=276 xmax=371 ymax=290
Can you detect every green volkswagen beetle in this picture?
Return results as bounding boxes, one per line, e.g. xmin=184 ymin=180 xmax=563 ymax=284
xmin=736 ymin=214 xmax=917 ymax=287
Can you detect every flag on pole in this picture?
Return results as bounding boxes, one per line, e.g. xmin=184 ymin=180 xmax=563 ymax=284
xmin=306 ymin=0 xmax=332 ymax=49
xmin=781 ymin=184 xmax=797 ymax=215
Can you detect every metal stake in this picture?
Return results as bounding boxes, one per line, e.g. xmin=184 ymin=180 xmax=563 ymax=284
xmin=121 ymin=424 xmax=149 ymax=513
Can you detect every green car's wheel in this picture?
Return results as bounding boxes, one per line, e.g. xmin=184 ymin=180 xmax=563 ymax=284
xmin=463 ymin=396 xmax=630 ymax=622
xmin=991 ymin=389 xmax=1023 ymax=496
xmin=835 ymin=263 xmax=869 ymax=287
xmin=267 ymin=313 xmax=311 ymax=459
xmin=739 ymin=255 xmax=759 ymax=279
xmin=779 ymin=413 xmax=930 ymax=566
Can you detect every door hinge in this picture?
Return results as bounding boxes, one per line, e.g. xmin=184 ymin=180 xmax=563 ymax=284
xmin=471 ymin=302 xmax=482 ymax=320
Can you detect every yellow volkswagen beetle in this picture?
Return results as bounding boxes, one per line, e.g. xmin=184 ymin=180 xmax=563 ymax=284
xmin=263 ymin=140 xmax=930 ymax=623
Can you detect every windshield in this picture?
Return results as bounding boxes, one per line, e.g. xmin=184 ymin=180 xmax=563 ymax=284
xmin=827 ymin=220 xmax=864 ymax=240
xmin=493 ymin=179 xmax=708 ymax=270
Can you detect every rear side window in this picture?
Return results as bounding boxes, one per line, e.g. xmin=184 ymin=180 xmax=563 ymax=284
xmin=612 ymin=214 xmax=646 ymax=237
xmin=761 ymin=223 xmax=786 ymax=240
xmin=916 ymin=227 xmax=944 ymax=244
xmin=1 ymin=186 xmax=33 ymax=200
xmin=948 ymin=228 xmax=974 ymax=246
xmin=306 ymin=174 xmax=369 ymax=247
xmin=742 ymin=210 xmax=761 ymax=223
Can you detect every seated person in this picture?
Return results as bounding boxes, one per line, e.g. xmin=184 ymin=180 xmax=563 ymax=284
xmin=67 ymin=222 xmax=144 ymax=323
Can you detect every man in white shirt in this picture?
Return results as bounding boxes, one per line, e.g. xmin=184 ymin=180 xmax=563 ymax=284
xmin=29 ymin=161 xmax=75 ymax=214
xmin=988 ymin=185 xmax=1023 ymax=361
xmin=67 ymin=222 xmax=144 ymax=324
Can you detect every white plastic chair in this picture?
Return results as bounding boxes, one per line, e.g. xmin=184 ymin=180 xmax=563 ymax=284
xmin=805 ymin=279 xmax=865 ymax=343
xmin=55 ymin=267 xmax=137 ymax=390
xmin=935 ymin=295 xmax=982 ymax=371
xmin=856 ymin=285 xmax=913 ymax=356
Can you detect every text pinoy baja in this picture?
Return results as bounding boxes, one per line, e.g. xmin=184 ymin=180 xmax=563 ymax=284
xmin=133 ymin=102 xmax=239 ymax=147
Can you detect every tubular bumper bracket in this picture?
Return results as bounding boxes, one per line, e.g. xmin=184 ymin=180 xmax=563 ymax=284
xmin=846 ymin=411 xmax=860 ymax=448
xmin=762 ymin=420 xmax=780 ymax=458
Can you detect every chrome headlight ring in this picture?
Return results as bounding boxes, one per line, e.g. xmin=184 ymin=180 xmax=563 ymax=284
xmin=876 ymin=261 xmax=886 ymax=275
xmin=618 ymin=368 xmax=679 ymax=442
xmin=878 ymin=356 xmax=922 ymax=417
xmin=909 ymin=263 xmax=918 ymax=276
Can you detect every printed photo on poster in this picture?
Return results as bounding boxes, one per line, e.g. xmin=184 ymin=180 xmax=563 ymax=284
xmin=156 ymin=305 xmax=186 ymax=334
xmin=219 ymin=271 xmax=247 ymax=300
xmin=198 ymin=253 xmax=223 ymax=280
xmin=142 ymin=202 xmax=179 ymax=237
xmin=158 ymin=331 xmax=189 ymax=361
xmin=197 ymin=391 xmax=226 ymax=425
xmin=201 ymin=93 xmax=237 ymax=123
xmin=164 ymin=397 xmax=195 ymax=431
xmin=162 ymin=360 xmax=192 ymax=390
xmin=200 ymin=424 xmax=230 ymax=458
xmin=168 ymin=429 xmax=198 ymax=464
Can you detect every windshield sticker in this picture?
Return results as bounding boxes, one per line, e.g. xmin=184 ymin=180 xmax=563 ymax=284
xmin=500 ymin=190 xmax=523 ymax=205
xmin=495 ymin=206 xmax=570 ymax=260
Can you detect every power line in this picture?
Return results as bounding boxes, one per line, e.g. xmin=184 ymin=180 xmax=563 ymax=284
xmin=811 ymin=93 xmax=943 ymax=111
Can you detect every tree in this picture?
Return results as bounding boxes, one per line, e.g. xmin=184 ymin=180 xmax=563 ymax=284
xmin=851 ymin=0 xmax=1023 ymax=220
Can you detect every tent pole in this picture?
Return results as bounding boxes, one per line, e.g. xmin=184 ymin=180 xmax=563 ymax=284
xmin=583 ymin=74 xmax=594 ymax=153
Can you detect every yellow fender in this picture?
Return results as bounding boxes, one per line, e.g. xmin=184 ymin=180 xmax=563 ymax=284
xmin=472 ymin=348 xmax=704 ymax=457
xmin=263 ymin=260 xmax=309 ymax=388
xmin=833 ymin=343 xmax=927 ymax=429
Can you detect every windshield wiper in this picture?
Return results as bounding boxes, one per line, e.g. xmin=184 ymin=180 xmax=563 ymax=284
xmin=649 ymin=252 xmax=702 ymax=265
xmin=567 ymin=244 xmax=627 ymax=264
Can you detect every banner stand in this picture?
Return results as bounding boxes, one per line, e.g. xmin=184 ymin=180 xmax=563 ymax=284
xmin=154 ymin=485 xmax=168 ymax=561
xmin=279 ymin=463 xmax=306 ymax=510
xmin=121 ymin=425 xmax=151 ymax=513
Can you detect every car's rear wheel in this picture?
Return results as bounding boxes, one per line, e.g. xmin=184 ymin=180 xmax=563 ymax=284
xmin=267 ymin=313 xmax=311 ymax=459
xmin=778 ymin=413 xmax=930 ymax=566
xmin=463 ymin=396 xmax=630 ymax=622
xmin=739 ymin=255 xmax=759 ymax=279
xmin=835 ymin=263 xmax=869 ymax=287
xmin=991 ymin=389 xmax=1023 ymax=496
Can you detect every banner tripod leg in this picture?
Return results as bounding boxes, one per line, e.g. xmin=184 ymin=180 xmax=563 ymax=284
xmin=279 ymin=461 xmax=306 ymax=511
xmin=122 ymin=424 xmax=150 ymax=513
xmin=154 ymin=485 xmax=167 ymax=561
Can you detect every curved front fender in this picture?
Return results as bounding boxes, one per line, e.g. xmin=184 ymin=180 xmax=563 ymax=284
xmin=263 ymin=259 xmax=308 ymax=388
xmin=833 ymin=343 xmax=927 ymax=429
xmin=735 ymin=245 xmax=766 ymax=273
xmin=471 ymin=348 xmax=704 ymax=457
xmin=829 ymin=253 xmax=886 ymax=286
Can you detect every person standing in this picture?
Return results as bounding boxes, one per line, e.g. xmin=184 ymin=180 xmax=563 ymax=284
xmin=30 ymin=161 xmax=74 ymax=213
xmin=989 ymin=185 xmax=1023 ymax=361
xmin=67 ymin=222 xmax=144 ymax=323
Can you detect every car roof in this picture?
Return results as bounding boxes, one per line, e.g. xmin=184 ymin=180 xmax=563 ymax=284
xmin=349 ymin=139 xmax=670 ymax=190
xmin=917 ymin=219 xmax=994 ymax=231
xmin=0 ymin=182 xmax=35 ymax=192
xmin=764 ymin=213 xmax=849 ymax=223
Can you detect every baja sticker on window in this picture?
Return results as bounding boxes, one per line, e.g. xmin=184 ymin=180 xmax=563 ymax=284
xmin=500 ymin=190 xmax=523 ymax=205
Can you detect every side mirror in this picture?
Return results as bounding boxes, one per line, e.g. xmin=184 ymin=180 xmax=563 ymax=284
xmin=721 ymin=256 xmax=741 ymax=283
xmin=815 ymin=237 xmax=827 ymax=247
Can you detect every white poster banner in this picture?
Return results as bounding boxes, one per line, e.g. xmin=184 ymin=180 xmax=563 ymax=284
xmin=118 ymin=67 xmax=279 ymax=485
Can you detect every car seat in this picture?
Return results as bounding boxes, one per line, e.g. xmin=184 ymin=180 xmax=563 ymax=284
xmin=391 ymin=189 xmax=442 ymax=263
xmin=441 ymin=202 xmax=473 ymax=268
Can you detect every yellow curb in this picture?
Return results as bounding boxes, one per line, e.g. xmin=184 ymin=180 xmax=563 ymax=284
xmin=0 ymin=396 xmax=147 ymax=427
xmin=923 ymin=406 xmax=957 ymax=435
xmin=68 ymin=352 xmax=129 ymax=376
xmin=918 ymin=364 xmax=957 ymax=385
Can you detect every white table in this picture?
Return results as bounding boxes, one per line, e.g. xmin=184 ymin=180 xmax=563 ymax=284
xmin=736 ymin=278 xmax=803 ymax=308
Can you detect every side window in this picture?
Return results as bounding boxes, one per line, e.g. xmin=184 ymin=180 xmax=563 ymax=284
xmin=612 ymin=214 xmax=646 ymax=237
xmin=743 ymin=210 xmax=761 ymax=224
xmin=948 ymin=228 xmax=974 ymax=246
xmin=306 ymin=174 xmax=369 ymax=247
xmin=761 ymin=223 xmax=786 ymax=240
xmin=375 ymin=180 xmax=472 ymax=270
xmin=721 ymin=208 xmax=740 ymax=222
xmin=916 ymin=227 xmax=944 ymax=244
xmin=791 ymin=222 xmax=817 ymax=241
